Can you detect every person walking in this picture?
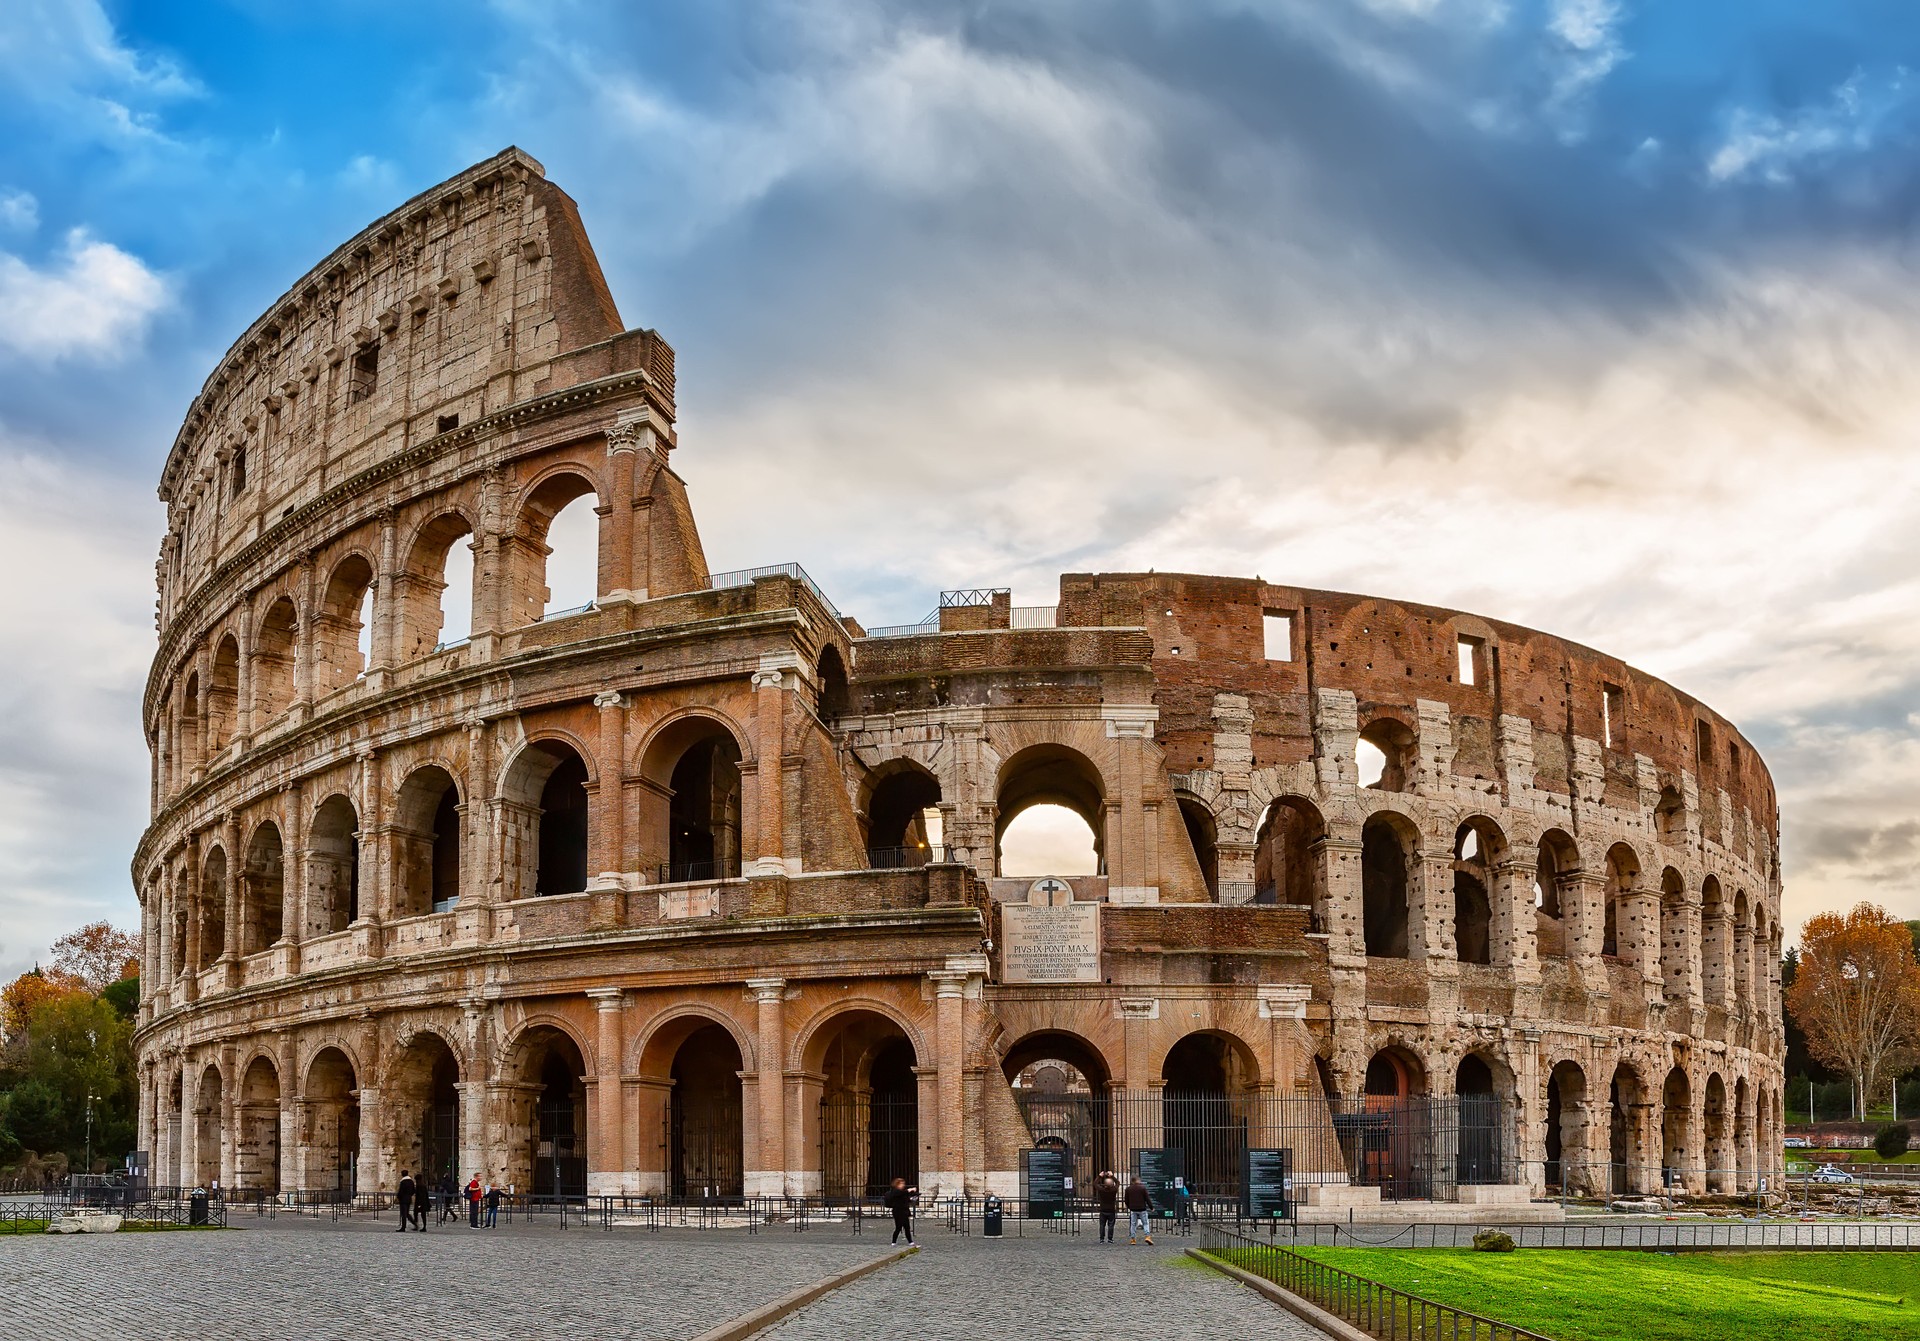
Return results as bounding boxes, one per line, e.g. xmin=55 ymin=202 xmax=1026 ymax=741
xmin=1123 ymin=1175 xmax=1153 ymax=1245
xmin=395 ymin=1171 xmax=416 ymax=1232
xmin=882 ymin=1175 xmax=917 ymax=1245
xmin=439 ymin=1172 xmax=458 ymax=1224
xmin=466 ymin=1172 xmax=483 ymax=1228
xmin=1093 ymin=1169 xmax=1121 ymax=1243
xmin=484 ymin=1178 xmax=502 ymax=1228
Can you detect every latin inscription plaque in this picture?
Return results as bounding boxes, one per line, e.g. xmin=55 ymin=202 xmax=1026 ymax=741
xmin=1001 ymin=879 xmax=1100 ymax=983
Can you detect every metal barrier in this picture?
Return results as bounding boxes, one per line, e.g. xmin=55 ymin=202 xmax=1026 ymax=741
xmin=0 ymin=1197 xmax=229 ymax=1232
xmin=1201 ymin=1225 xmax=1552 ymax=1341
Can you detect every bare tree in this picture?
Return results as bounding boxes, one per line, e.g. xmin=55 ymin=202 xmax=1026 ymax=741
xmin=1787 ymin=903 xmax=1920 ymax=1117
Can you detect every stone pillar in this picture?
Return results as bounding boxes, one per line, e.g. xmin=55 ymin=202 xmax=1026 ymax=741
xmin=747 ymin=978 xmax=787 ymax=1196
xmin=222 ymin=812 xmax=243 ymax=964
xmin=235 ymin=611 xmax=254 ymax=746
xmin=1259 ymin=984 xmax=1313 ymax=1097
xmin=1567 ymin=871 xmax=1607 ymax=972
xmin=1317 ymin=835 xmax=1364 ymax=958
xmin=588 ymin=988 xmax=625 ymax=1193
xmin=1491 ymin=854 xmax=1536 ymax=971
xmin=928 ymin=961 xmax=978 ymax=1197
xmin=1411 ymin=847 xmax=1453 ymax=961
xmin=369 ymin=509 xmax=398 ymax=675
xmin=1103 ymin=706 xmax=1160 ymax=902
xmin=590 ymin=691 xmax=628 ymax=925
xmin=182 ymin=837 xmax=202 ymax=999
xmin=1629 ymin=890 xmax=1661 ymax=1000
xmin=357 ymin=1089 xmax=383 ymax=1197
xmin=601 ymin=422 xmax=640 ymax=600
xmin=747 ymin=654 xmax=800 ymax=875
xmin=293 ymin=561 xmax=315 ymax=719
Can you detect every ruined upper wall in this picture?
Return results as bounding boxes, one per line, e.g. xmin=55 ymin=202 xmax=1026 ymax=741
xmin=1056 ymin=571 xmax=1778 ymax=840
xmin=154 ymin=147 xmax=674 ymax=624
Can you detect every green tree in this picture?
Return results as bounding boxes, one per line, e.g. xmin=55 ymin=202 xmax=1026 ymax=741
xmin=1 ymin=993 xmax=135 ymax=1171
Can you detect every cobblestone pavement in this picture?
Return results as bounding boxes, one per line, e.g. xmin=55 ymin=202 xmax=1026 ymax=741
xmin=762 ymin=1230 xmax=1329 ymax=1340
xmin=0 ymin=1219 xmax=879 ymax=1340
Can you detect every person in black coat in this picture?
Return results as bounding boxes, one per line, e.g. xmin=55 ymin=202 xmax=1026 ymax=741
xmin=882 ymin=1176 xmax=918 ymax=1244
xmin=395 ymin=1172 xmax=417 ymax=1232
xmin=1092 ymin=1170 xmax=1121 ymax=1242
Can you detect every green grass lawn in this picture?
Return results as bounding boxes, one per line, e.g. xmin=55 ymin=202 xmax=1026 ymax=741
xmin=1280 ymin=1247 xmax=1919 ymax=1341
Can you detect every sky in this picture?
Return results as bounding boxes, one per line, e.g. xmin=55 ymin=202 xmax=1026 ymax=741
xmin=4 ymin=0 xmax=1920 ymax=980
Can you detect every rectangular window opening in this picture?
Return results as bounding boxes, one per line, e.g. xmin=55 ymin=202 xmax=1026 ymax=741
xmin=1696 ymin=718 xmax=1713 ymax=764
xmin=1457 ymin=636 xmax=1483 ymax=686
xmin=1603 ymin=683 xmax=1625 ymax=748
xmin=437 ymin=413 xmax=460 ymax=433
xmin=348 ymin=343 xmax=379 ymax=404
xmin=1262 ymin=611 xmax=1294 ymax=662
xmin=229 ymin=447 xmax=247 ymax=497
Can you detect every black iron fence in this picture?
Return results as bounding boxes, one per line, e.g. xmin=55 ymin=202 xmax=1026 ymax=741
xmin=1200 ymin=1225 xmax=1553 ymax=1341
xmin=1014 ymin=1090 xmax=1517 ymax=1203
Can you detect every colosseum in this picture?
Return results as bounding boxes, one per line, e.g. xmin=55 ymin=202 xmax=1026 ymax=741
xmin=131 ymin=148 xmax=1785 ymax=1217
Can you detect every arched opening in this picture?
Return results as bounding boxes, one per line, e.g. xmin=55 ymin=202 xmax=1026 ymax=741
xmin=1160 ymin=1032 xmax=1258 ymax=1199
xmin=1660 ymin=868 xmax=1689 ymax=1002
xmin=507 ymin=1027 xmax=588 ymax=1199
xmin=1361 ymin=814 xmax=1414 ymax=958
xmin=1654 ymin=786 xmax=1686 ymax=844
xmin=1732 ymin=890 xmax=1752 ymax=1007
xmin=1734 ymin=1077 xmax=1753 ymax=1191
xmin=242 ymin=822 xmax=284 ymax=954
xmin=1004 ymin=1032 xmax=1112 ymax=1195
xmin=514 ymin=474 xmax=600 ymax=626
xmin=816 ymin=645 xmax=850 ymax=719
xmin=1703 ymin=1072 xmax=1729 ymax=1192
xmin=399 ymin=513 xmax=475 ymax=659
xmin=178 ymin=673 xmax=202 ymax=777
xmin=668 ymin=735 xmax=742 ymax=883
xmin=387 ymin=1033 xmax=461 ymax=1192
xmin=1603 ymin=843 xmax=1639 ymax=959
xmin=166 ymin=1072 xmax=184 ymax=1186
xmin=1253 ymin=796 xmax=1325 ymax=911
xmin=813 ymin=1011 xmax=919 ymax=1200
xmin=1178 ymin=797 xmax=1219 ymax=900
xmin=864 ymin=764 xmax=942 ymax=868
xmin=307 ymin=795 xmax=360 ymax=935
xmin=316 ymin=555 xmax=376 ymax=693
xmin=1661 ymin=1065 xmax=1691 ymax=1190
xmin=254 ymin=598 xmax=298 ymax=722
xmin=193 ymin=1064 xmax=224 ymax=1189
xmin=235 ymin=1056 xmax=281 ymax=1194
xmin=1535 ymin=830 xmax=1578 ymax=959
xmin=1357 ymin=718 xmax=1416 ymax=791
xmin=392 ymin=766 xmax=462 ymax=917
xmin=1455 ymin=1054 xmax=1503 ymax=1186
xmin=1545 ymin=1061 xmax=1587 ymax=1195
xmin=996 ymin=744 xmax=1106 ymax=878
xmin=1701 ymin=875 xmax=1728 ymax=1008
xmin=669 ymin=1024 xmax=745 ymax=1200
xmin=1609 ymin=1064 xmax=1643 ymax=1194
xmin=499 ymin=741 xmax=592 ymax=898
xmin=198 ymin=846 xmax=228 ymax=972
xmin=1354 ymin=1046 xmax=1431 ymax=1199
xmin=303 ymin=1048 xmax=360 ymax=1198
xmin=1451 ymin=821 xmax=1496 ymax=965
xmin=207 ymin=635 xmax=240 ymax=755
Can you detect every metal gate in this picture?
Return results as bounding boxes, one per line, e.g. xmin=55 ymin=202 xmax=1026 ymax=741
xmin=820 ymin=1092 xmax=917 ymax=1200
xmin=670 ymin=1092 xmax=743 ymax=1199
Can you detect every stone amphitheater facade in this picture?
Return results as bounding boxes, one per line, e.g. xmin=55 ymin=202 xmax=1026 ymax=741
xmin=133 ymin=149 xmax=1785 ymax=1210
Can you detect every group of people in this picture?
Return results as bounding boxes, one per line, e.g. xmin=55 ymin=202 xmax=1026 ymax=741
xmin=393 ymin=1170 xmax=505 ymax=1230
xmin=1091 ymin=1171 xmax=1157 ymax=1245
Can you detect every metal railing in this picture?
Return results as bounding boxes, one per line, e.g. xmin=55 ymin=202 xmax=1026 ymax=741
xmin=657 ymin=860 xmax=737 ymax=884
xmin=0 ymin=1196 xmax=229 ymax=1232
xmin=1200 ymin=1225 xmax=1554 ymax=1341
xmin=536 ymin=600 xmax=596 ymax=622
xmin=865 ymin=844 xmax=952 ymax=868
xmin=706 ymin=562 xmax=839 ymax=616
xmin=1271 ymin=1220 xmax=1920 ymax=1251
xmin=861 ymin=614 xmax=940 ymax=639
xmin=1009 ymin=605 xmax=1057 ymax=628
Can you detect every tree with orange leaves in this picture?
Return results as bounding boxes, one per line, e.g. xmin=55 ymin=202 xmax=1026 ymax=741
xmin=49 ymin=922 xmax=139 ymax=994
xmin=1787 ymin=903 xmax=1920 ymax=1115
xmin=0 ymin=968 xmax=86 ymax=1046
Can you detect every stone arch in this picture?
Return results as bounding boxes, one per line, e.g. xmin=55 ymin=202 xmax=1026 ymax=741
xmin=1002 ymin=1030 xmax=1115 ymax=1192
xmin=1356 ymin=713 xmax=1417 ymax=792
xmin=253 ymin=596 xmax=299 ymax=723
xmin=792 ymin=999 xmax=929 ymax=1076
xmin=197 ymin=844 xmax=228 ymax=972
xmin=860 ymin=759 xmax=942 ymax=868
xmin=307 ymin=793 xmax=360 ymax=935
xmin=994 ymin=742 xmax=1107 ymax=878
xmin=235 ymin=1054 xmax=282 ymax=1193
xmin=1608 ymin=1060 xmax=1648 ymax=1194
xmin=1159 ymin=1028 xmax=1262 ymax=1092
xmin=192 ymin=1060 xmax=225 ymax=1189
xmin=1534 ymin=828 xmax=1579 ymax=959
xmin=639 ymin=712 xmax=749 ymax=883
xmin=634 ymin=1005 xmax=758 ymax=1076
xmin=509 ymin=468 xmax=604 ymax=628
xmin=1659 ymin=867 xmax=1690 ymax=1002
xmin=392 ymin=764 xmax=463 ymax=917
xmin=302 ymin=1045 xmax=361 ymax=1197
xmin=1252 ymin=795 xmax=1325 ymax=913
xmin=1602 ymin=841 xmax=1641 ymax=958
xmin=1176 ymin=791 xmax=1220 ymax=900
xmin=799 ymin=1005 xmax=923 ymax=1200
xmin=1453 ymin=1050 xmax=1510 ymax=1186
xmin=816 ymin=644 xmax=850 ymax=719
xmin=178 ymin=671 xmax=203 ymax=777
xmin=1654 ymin=784 xmax=1686 ymax=845
xmin=1544 ymin=1059 xmax=1588 ymax=1194
xmin=661 ymin=1021 xmax=747 ymax=1199
xmin=501 ymin=1020 xmax=592 ymax=1198
xmin=1360 ymin=810 xmax=1418 ymax=959
xmin=1732 ymin=889 xmax=1752 ymax=1007
xmin=1451 ymin=816 xmax=1505 ymax=965
xmin=1364 ymin=1043 xmax=1428 ymax=1099
xmin=1703 ymin=1071 xmax=1730 ymax=1192
xmin=1701 ymin=874 xmax=1729 ymax=1008
xmin=241 ymin=819 xmax=285 ymax=954
xmin=397 ymin=509 xmax=478 ymax=660
xmin=316 ymin=552 xmax=377 ymax=694
xmin=1660 ymin=1064 xmax=1692 ymax=1190
xmin=206 ymin=633 xmax=241 ymax=755
xmin=384 ymin=1028 xmax=463 ymax=1190
xmin=498 ymin=737 xmax=594 ymax=898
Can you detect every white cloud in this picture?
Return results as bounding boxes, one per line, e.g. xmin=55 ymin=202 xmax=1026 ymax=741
xmin=0 ymin=189 xmax=36 ymax=232
xmin=1708 ymin=70 xmax=1911 ymax=184
xmin=0 ymin=228 xmax=168 ymax=362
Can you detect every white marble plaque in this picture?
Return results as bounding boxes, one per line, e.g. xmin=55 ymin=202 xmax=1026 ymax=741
xmin=1001 ymin=896 xmax=1100 ymax=983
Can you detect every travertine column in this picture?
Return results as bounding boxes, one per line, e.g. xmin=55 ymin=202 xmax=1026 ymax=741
xmin=1412 ymin=847 xmax=1452 ymax=960
xmin=747 ymin=655 xmax=800 ymax=875
xmin=600 ymin=421 xmax=640 ymax=599
xmin=590 ymin=692 xmax=627 ymax=922
xmin=928 ymin=964 xmax=974 ymax=1196
xmin=182 ymin=838 xmax=202 ymax=999
xmin=587 ymin=988 xmax=625 ymax=1193
xmin=1566 ymin=871 xmax=1607 ymax=972
xmin=747 ymin=978 xmax=787 ymax=1196
xmin=222 ymin=812 xmax=243 ymax=962
xmin=1491 ymin=854 xmax=1536 ymax=970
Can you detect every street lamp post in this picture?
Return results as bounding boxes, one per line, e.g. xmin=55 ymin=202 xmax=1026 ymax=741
xmin=84 ymin=1091 xmax=96 ymax=1178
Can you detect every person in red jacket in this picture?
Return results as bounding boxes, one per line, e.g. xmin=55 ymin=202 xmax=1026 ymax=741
xmin=466 ymin=1173 xmax=483 ymax=1228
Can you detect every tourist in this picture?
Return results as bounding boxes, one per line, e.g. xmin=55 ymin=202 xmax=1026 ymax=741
xmin=1123 ymin=1176 xmax=1152 ymax=1245
xmin=1092 ymin=1169 xmax=1120 ymax=1243
xmin=438 ymin=1172 xmax=458 ymax=1224
xmin=484 ymin=1177 xmax=502 ymax=1228
xmin=395 ymin=1170 xmax=416 ymax=1232
xmin=466 ymin=1172 xmax=483 ymax=1228
xmin=882 ymin=1175 xmax=917 ymax=1244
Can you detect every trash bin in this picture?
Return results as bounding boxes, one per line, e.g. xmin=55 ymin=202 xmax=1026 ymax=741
xmin=189 ymin=1188 xmax=208 ymax=1226
xmin=982 ymin=1194 xmax=1003 ymax=1238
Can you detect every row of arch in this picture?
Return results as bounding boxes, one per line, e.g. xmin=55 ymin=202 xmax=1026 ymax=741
xmin=157 ymin=470 xmax=604 ymax=796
